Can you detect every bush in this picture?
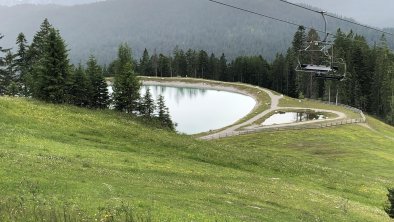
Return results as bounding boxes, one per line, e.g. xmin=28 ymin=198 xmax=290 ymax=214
xmin=385 ymin=188 xmax=394 ymax=218
xmin=0 ymin=195 xmax=149 ymax=222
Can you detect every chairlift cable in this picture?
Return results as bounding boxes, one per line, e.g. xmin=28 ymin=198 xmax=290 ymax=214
xmin=207 ymin=0 xmax=347 ymax=81
xmin=276 ymin=0 xmax=394 ymax=37
xmin=207 ymin=0 xmax=328 ymax=35
xmin=207 ymin=0 xmax=385 ymax=46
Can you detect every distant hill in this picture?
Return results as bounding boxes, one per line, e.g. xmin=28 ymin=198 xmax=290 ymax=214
xmin=0 ymin=0 xmax=389 ymax=64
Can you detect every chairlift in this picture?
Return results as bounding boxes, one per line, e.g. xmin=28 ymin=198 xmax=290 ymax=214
xmin=296 ymin=11 xmax=346 ymax=81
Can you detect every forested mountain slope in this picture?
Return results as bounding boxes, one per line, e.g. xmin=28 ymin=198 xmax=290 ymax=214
xmin=0 ymin=0 xmax=389 ymax=64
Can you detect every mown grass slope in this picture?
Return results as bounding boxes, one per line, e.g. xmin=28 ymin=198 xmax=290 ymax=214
xmin=0 ymin=97 xmax=393 ymax=221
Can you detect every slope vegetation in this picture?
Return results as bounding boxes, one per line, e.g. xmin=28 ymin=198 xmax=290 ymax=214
xmin=0 ymin=96 xmax=393 ymax=221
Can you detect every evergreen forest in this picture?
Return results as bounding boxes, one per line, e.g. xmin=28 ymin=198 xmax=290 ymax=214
xmin=1 ymin=19 xmax=393 ymax=125
xmin=119 ymin=27 xmax=394 ymax=125
xmin=0 ymin=19 xmax=175 ymax=130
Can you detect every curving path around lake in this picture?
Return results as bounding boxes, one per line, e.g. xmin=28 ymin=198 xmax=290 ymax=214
xmin=200 ymin=88 xmax=351 ymax=140
xmin=243 ymin=107 xmax=347 ymax=130
xmin=109 ymin=77 xmax=358 ymax=140
xmin=200 ymin=88 xmax=282 ymax=139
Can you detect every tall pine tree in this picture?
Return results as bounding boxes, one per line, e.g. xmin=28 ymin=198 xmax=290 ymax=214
xmin=218 ymin=53 xmax=228 ymax=82
xmin=0 ymin=34 xmax=10 ymax=95
xmin=3 ymin=51 xmax=18 ymax=96
xmin=28 ymin=18 xmax=53 ymax=66
xmin=113 ymin=43 xmax=141 ymax=113
xmin=31 ymin=26 xmax=70 ymax=103
xmin=139 ymin=48 xmax=151 ymax=76
xmin=158 ymin=54 xmax=170 ymax=77
xmin=292 ymin=26 xmax=307 ymax=98
xmin=140 ymin=88 xmax=155 ymax=118
xmin=15 ymin=33 xmax=30 ymax=96
xmin=156 ymin=95 xmax=175 ymax=130
xmin=70 ymin=64 xmax=91 ymax=107
xmin=86 ymin=55 xmax=109 ymax=109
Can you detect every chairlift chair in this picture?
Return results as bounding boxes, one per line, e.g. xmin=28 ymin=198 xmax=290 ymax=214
xmin=295 ymin=11 xmax=347 ymax=81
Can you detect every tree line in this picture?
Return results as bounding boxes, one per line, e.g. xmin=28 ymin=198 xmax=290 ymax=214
xmin=124 ymin=27 xmax=393 ymax=125
xmin=1 ymin=18 xmax=393 ymax=126
xmin=0 ymin=19 xmax=175 ymax=130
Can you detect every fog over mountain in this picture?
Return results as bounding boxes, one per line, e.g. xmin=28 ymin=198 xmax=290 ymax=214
xmin=0 ymin=0 xmax=102 ymax=6
xmin=0 ymin=0 xmax=390 ymax=64
xmin=289 ymin=0 xmax=394 ymax=28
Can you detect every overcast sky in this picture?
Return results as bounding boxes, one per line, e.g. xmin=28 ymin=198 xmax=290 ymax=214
xmin=288 ymin=0 xmax=394 ymax=28
xmin=0 ymin=0 xmax=101 ymax=6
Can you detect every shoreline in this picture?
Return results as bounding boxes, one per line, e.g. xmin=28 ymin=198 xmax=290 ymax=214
xmin=107 ymin=77 xmax=354 ymax=139
xmin=139 ymin=77 xmax=273 ymax=135
xmin=142 ymin=79 xmax=259 ymax=107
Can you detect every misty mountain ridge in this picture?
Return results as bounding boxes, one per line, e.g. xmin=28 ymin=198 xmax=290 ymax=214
xmin=0 ymin=0 xmax=391 ymax=64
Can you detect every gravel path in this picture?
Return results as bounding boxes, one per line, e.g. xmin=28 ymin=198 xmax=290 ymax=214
xmin=200 ymin=88 xmax=350 ymax=140
xmin=200 ymin=88 xmax=282 ymax=140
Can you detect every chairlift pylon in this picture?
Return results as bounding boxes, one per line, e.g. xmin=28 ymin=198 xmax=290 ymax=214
xmin=296 ymin=11 xmax=346 ymax=81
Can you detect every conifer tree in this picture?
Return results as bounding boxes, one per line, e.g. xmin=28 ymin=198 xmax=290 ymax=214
xmin=28 ymin=18 xmax=53 ymax=65
xmin=173 ymin=48 xmax=187 ymax=77
xmin=305 ymin=29 xmax=322 ymax=99
xmin=156 ymin=95 xmax=175 ymax=130
xmin=292 ymin=26 xmax=306 ymax=52
xmin=371 ymin=36 xmax=390 ymax=117
xmin=186 ymin=49 xmax=197 ymax=77
xmin=31 ymin=27 xmax=70 ymax=103
xmin=27 ymin=19 xmax=53 ymax=97
xmin=140 ymin=88 xmax=155 ymax=118
xmin=218 ymin=53 xmax=228 ymax=81
xmin=86 ymin=56 xmax=109 ymax=109
xmin=158 ymin=54 xmax=170 ymax=77
xmin=271 ymin=54 xmax=286 ymax=93
xmin=64 ymin=64 xmax=77 ymax=104
xmin=0 ymin=34 xmax=9 ymax=95
xmin=198 ymin=50 xmax=209 ymax=78
xmin=0 ymin=51 xmax=16 ymax=95
xmin=349 ymin=36 xmax=370 ymax=109
xmin=151 ymin=49 xmax=158 ymax=77
xmin=292 ymin=26 xmax=306 ymax=98
xmin=285 ymin=49 xmax=298 ymax=98
xmin=15 ymin=33 xmax=30 ymax=95
xmin=113 ymin=43 xmax=141 ymax=113
xmin=70 ymin=64 xmax=91 ymax=107
xmin=208 ymin=53 xmax=219 ymax=80
xmin=139 ymin=48 xmax=151 ymax=76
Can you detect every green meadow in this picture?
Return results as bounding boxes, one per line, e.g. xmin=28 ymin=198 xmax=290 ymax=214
xmin=0 ymin=96 xmax=393 ymax=221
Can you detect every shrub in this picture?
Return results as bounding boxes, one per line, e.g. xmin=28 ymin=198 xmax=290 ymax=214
xmin=385 ymin=188 xmax=394 ymax=218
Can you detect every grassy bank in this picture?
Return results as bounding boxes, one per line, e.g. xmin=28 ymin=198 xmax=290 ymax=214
xmin=242 ymin=109 xmax=339 ymax=128
xmin=0 ymin=97 xmax=393 ymax=221
xmin=279 ymin=96 xmax=363 ymax=119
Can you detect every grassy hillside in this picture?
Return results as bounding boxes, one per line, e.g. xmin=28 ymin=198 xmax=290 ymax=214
xmin=0 ymin=96 xmax=393 ymax=221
